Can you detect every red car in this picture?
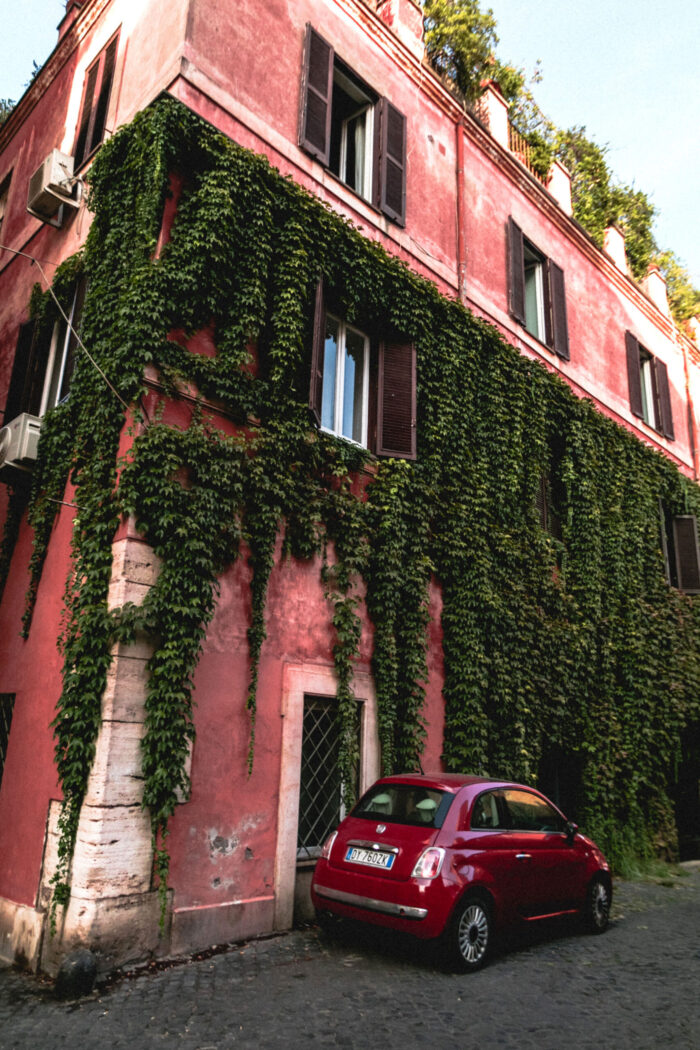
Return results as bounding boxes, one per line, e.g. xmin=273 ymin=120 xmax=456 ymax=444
xmin=311 ymin=773 xmax=612 ymax=971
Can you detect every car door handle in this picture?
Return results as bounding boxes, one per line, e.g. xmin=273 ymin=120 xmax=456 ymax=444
xmin=515 ymin=853 xmax=531 ymax=860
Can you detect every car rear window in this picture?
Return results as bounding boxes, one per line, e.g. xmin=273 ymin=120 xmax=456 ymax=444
xmin=352 ymin=784 xmax=452 ymax=828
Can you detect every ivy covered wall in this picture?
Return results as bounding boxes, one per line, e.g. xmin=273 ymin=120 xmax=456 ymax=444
xmin=8 ymin=98 xmax=700 ymax=904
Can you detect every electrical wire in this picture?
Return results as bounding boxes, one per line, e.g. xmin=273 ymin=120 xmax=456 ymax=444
xmin=0 ymin=242 xmax=131 ymax=413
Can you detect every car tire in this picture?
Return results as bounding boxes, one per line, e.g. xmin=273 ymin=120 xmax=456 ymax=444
xmin=583 ymin=875 xmax=611 ymax=934
xmin=443 ymin=893 xmax=493 ymax=972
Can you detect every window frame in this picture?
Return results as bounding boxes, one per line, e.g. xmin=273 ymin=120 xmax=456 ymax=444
xmin=299 ymin=23 xmax=407 ymax=226
xmin=625 ymin=331 xmax=675 ymax=440
xmin=508 ymin=217 xmax=570 ymax=360
xmin=72 ymin=32 xmax=119 ymax=169
xmin=309 ymin=278 xmax=417 ymax=461
xmin=0 ymin=170 xmax=11 ymax=238
xmin=320 ymin=313 xmax=370 ymax=447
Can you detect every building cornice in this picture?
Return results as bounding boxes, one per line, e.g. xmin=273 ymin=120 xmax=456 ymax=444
xmin=0 ymin=0 xmax=112 ymax=154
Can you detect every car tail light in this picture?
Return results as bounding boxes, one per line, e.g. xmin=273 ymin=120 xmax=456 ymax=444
xmin=411 ymin=847 xmax=445 ymax=879
xmin=321 ymin=831 xmax=337 ymax=860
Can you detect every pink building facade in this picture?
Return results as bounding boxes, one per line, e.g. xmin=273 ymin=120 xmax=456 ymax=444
xmin=0 ymin=0 xmax=699 ymax=974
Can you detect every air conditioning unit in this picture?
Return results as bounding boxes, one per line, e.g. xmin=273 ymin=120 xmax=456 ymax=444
xmin=27 ymin=149 xmax=80 ymax=224
xmin=0 ymin=413 xmax=42 ymax=474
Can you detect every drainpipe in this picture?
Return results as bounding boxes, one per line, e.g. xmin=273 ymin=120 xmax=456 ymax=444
xmin=456 ymin=115 xmax=467 ymax=303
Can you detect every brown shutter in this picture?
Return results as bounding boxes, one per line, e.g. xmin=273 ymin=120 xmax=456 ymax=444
xmin=299 ymin=24 xmax=334 ymax=166
xmin=308 ymin=277 xmax=325 ymax=425
xmin=73 ymin=62 xmax=99 ymax=167
xmin=654 ymin=359 xmax=675 ymax=440
xmin=89 ymin=36 xmax=117 ymax=156
xmin=673 ymin=515 xmax=700 ymax=593
xmin=376 ymin=341 xmax=416 ymax=460
xmin=4 ymin=321 xmax=52 ymax=422
xmin=535 ymin=475 xmax=548 ymax=529
xmin=508 ymin=218 xmax=525 ymax=325
xmin=378 ymin=99 xmax=406 ymax=226
xmin=548 ymin=260 xmax=570 ymax=360
xmin=625 ymin=331 xmax=644 ymax=419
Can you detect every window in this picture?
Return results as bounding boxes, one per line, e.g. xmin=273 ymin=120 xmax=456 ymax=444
xmin=309 ymin=279 xmax=416 ymax=459
xmin=508 ymin=217 xmax=569 ymax=360
xmin=299 ymin=24 xmax=407 ymax=225
xmin=0 ymin=694 xmax=15 ymax=791
xmin=471 ymin=790 xmax=505 ymax=830
xmin=354 ymin=783 xmax=450 ymax=828
xmin=0 ymin=171 xmax=11 ymax=238
xmin=297 ymin=695 xmax=358 ymax=860
xmin=320 ymin=314 xmax=369 ymax=445
xmin=626 ymin=331 xmax=674 ymax=439
xmin=73 ymin=34 xmax=119 ymax=168
xmin=3 ymin=277 xmax=86 ymax=424
xmin=660 ymin=503 xmax=700 ymax=593
xmin=502 ymin=789 xmax=565 ymax=833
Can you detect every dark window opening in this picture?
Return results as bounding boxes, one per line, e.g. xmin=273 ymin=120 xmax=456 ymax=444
xmin=0 ymin=170 xmax=11 ymax=238
xmin=4 ymin=277 xmax=86 ymax=424
xmin=297 ymin=695 xmax=359 ymax=861
xmin=0 ymin=694 xmax=15 ymax=791
xmin=660 ymin=504 xmax=700 ymax=593
xmin=538 ymin=747 xmax=583 ymax=822
xmin=73 ymin=34 xmax=118 ymax=168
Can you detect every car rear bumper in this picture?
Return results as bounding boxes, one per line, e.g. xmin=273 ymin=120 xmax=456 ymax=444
xmin=313 ymin=882 xmax=429 ymax=920
xmin=311 ymin=860 xmax=458 ymax=939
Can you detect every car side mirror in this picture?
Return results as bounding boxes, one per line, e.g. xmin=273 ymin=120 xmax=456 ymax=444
xmin=565 ymin=820 xmax=578 ymax=843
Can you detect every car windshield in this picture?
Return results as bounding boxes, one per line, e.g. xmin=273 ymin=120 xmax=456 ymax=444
xmin=352 ymin=784 xmax=450 ymax=828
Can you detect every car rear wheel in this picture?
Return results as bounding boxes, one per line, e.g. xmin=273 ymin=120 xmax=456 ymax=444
xmin=583 ymin=875 xmax=611 ymax=934
xmin=444 ymin=894 xmax=493 ymax=972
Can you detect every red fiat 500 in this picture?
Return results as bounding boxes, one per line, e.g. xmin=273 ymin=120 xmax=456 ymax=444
xmin=311 ymin=773 xmax=612 ymax=971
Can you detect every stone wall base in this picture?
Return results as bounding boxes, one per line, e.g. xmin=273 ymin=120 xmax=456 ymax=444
xmin=40 ymin=889 xmax=168 ymax=977
xmin=170 ymin=895 xmax=275 ymax=957
xmin=0 ymin=897 xmax=45 ymax=970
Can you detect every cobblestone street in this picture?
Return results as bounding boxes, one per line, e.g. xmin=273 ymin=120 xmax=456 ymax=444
xmin=2 ymin=868 xmax=699 ymax=1050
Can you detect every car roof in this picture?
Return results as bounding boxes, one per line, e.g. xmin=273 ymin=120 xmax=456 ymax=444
xmin=375 ymin=773 xmax=515 ymax=794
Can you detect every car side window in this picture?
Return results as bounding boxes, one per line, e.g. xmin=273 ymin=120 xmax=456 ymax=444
xmin=503 ymin=789 xmax=564 ymax=832
xmin=470 ymin=790 xmax=504 ymax=830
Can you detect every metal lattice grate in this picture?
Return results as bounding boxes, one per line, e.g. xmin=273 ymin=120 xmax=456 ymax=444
xmin=297 ymin=696 xmax=345 ymax=860
xmin=0 ymin=694 xmax=15 ymax=790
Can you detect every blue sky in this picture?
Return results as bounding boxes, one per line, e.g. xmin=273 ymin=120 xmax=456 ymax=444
xmin=2 ymin=0 xmax=698 ymax=286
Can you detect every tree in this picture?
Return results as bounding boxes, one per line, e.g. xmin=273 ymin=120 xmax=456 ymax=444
xmin=0 ymin=99 xmax=14 ymax=127
xmin=422 ymin=0 xmax=499 ymax=105
xmin=656 ymin=251 xmax=700 ymax=324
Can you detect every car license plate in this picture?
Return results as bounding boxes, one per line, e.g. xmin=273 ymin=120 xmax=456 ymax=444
xmin=345 ymin=846 xmax=395 ymax=869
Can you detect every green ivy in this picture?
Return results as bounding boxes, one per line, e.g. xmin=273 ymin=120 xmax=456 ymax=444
xmin=6 ymin=98 xmax=700 ymax=923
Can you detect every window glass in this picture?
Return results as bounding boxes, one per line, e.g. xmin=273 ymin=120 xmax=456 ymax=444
xmin=329 ymin=67 xmax=374 ymax=201
xmin=503 ymin=789 xmax=564 ymax=832
xmin=321 ymin=315 xmax=368 ymax=447
xmin=321 ymin=316 xmax=339 ymax=431
xmin=354 ymin=783 xmax=450 ymax=828
xmin=640 ymin=351 xmax=657 ymax=428
xmin=523 ymin=242 xmax=545 ymax=341
xmin=471 ymin=791 xmax=504 ymax=829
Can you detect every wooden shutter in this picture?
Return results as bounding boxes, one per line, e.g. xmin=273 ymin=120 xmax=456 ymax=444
xmin=3 ymin=321 xmax=51 ymax=422
xmin=548 ymin=260 xmax=570 ymax=360
xmin=534 ymin=475 xmax=548 ymax=529
xmin=308 ymin=277 xmax=325 ymax=425
xmin=378 ymin=99 xmax=406 ymax=226
xmin=376 ymin=341 xmax=416 ymax=460
xmin=508 ymin=218 xmax=525 ymax=325
xmin=654 ymin=359 xmax=675 ymax=440
xmin=673 ymin=515 xmax=700 ymax=593
xmin=625 ymin=331 xmax=644 ymax=419
xmin=299 ymin=24 xmax=334 ymax=166
xmin=73 ymin=35 xmax=118 ymax=167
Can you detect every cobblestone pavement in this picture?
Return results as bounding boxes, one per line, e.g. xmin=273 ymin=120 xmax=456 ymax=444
xmin=2 ymin=868 xmax=700 ymax=1050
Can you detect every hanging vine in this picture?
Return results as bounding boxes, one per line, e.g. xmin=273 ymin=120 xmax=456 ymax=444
xmin=4 ymin=98 xmax=700 ymax=921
